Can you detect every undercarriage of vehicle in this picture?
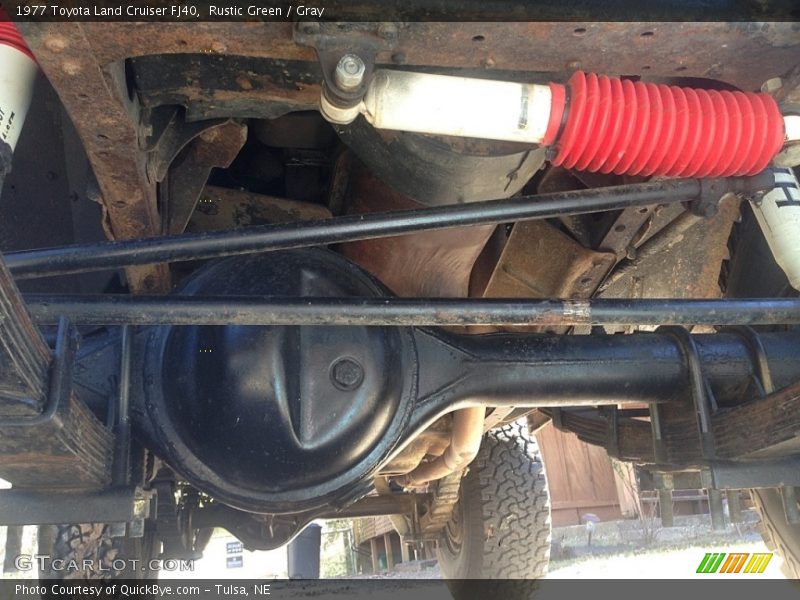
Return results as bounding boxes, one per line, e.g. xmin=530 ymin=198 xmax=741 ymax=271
xmin=1 ymin=16 xmax=800 ymax=581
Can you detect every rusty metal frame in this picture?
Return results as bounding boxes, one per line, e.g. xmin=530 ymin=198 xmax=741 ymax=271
xmin=17 ymin=24 xmax=169 ymax=292
xmin=21 ymin=22 xmax=800 ymax=89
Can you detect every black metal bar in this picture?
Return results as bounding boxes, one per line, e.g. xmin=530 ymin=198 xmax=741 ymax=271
xmin=658 ymin=488 xmax=674 ymax=527
xmin=0 ymin=487 xmax=147 ymax=526
xmin=726 ymin=490 xmax=743 ymax=524
xmin=111 ymin=325 xmax=133 ymax=486
xmin=727 ymin=325 xmax=775 ymax=394
xmin=4 ymin=178 xmax=740 ymax=279
xmin=0 ymin=317 xmax=75 ymax=427
xmin=22 ymin=295 xmax=800 ymax=327
xmin=318 ymin=494 xmax=431 ymax=518
xmin=644 ymin=460 xmax=800 ymax=493
xmin=708 ymin=488 xmax=726 ymax=531
xmin=708 ymin=458 xmax=800 ymax=489
xmin=662 ymin=326 xmax=717 ymax=459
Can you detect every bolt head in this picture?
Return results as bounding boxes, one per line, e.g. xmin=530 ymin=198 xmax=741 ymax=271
xmin=334 ymin=54 xmax=366 ymax=91
xmin=330 ymin=357 xmax=365 ymax=391
xmin=378 ymin=23 xmax=397 ymax=40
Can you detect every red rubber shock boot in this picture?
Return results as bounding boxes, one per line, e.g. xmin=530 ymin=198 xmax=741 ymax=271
xmin=0 ymin=3 xmax=34 ymax=59
xmin=0 ymin=21 xmax=34 ymax=60
xmin=550 ymin=71 xmax=785 ymax=177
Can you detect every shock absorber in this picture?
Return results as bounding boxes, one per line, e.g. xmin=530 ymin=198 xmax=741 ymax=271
xmin=328 ymin=68 xmax=797 ymax=179
xmin=0 ymin=18 xmax=38 ymax=185
xmin=323 ymin=64 xmax=800 ymax=289
xmin=751 ymin=167 xmax=800 ymax=291
xmin=549 ymin=71 xmax=785 ymax=177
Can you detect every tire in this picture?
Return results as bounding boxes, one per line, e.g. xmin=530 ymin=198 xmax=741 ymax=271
xmin=751 ymin=489 xmax=800 ymax=578
xmin=437 ymin=421 xmax=550 ymax=587
xmin=39 ymin=523 xmax=159 ymax=580
xmin=726 ymin=197 xmax=800 ymax=578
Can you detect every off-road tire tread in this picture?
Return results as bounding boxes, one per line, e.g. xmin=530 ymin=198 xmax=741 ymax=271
xmin=751 ymin=489 xmax=800 ymax=579
xmin=437 ymin=421 xmax=551 ymax=581
xmin=50 ymin=524 xmax=122 ymax=579
xmin=44 ymin=522 xmax=157 ymax=580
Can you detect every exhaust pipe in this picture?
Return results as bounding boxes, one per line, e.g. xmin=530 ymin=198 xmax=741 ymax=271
xmin=397 ymin=407 xmax=486 ymax=488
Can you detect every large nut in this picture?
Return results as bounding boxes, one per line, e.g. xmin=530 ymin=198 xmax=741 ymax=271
xmin=334 ymin=54 xmax=366 ymax=91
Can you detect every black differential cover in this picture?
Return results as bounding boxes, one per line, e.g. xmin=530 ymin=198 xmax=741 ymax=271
xmin=144 ymin=250 xmax=417 ymax=514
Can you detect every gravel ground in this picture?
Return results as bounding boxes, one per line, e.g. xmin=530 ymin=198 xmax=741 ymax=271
xmin=547 ymin=539 xmax=785 ymax=579
xmin=348 ymin=538 xmax=787 ymax=580
xmin=352 ymin=561 xmax=442 ymax=579
xmin=264 ymin=542 xmax=791 ymax=600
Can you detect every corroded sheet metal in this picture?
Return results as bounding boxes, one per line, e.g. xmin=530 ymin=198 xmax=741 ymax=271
xmin=481 ymin=220 xmax=616 ymax=333
xmin=599 ymin=197 xmax=740 ymax=303
xmin=187 ymin=185 xmax=333 ymax=231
